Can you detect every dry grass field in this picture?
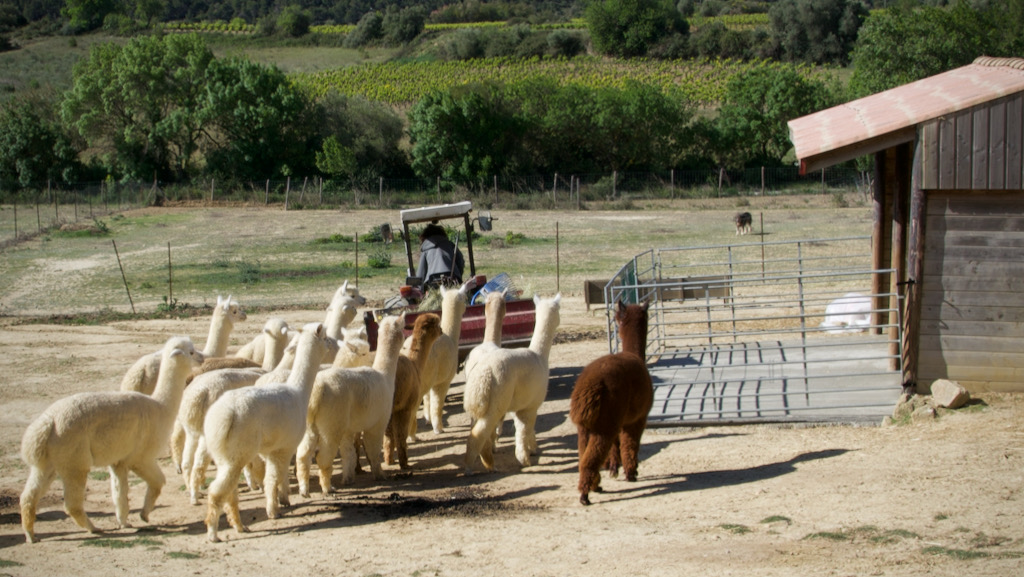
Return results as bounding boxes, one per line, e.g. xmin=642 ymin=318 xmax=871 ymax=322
xmin=0 ymin=197 xmax=1022 ymax=576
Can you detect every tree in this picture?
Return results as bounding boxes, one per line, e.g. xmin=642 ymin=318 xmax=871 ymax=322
xmin=61 ymin=34 xmax=216 ymax=180
xmin=60 ymin=34 xmax=315 ymax=182
xmin=408 ymin=82 xmax=532 ymax=185
xmin=201 ymin=57 xmax=316 ymax=181
xmin=62 ymin=0 xmax=120 ymax=32
xmin=0 ymin=98 xmax=81 ymax=189
xmin=313 ymin=93 xmax=409 ymax=185
xmin=769 ymin=0 xmax=867 ymax=65
xmin=585 ymin=0 xmax=688 ymax=58
xmin=849 ymin=1 xmax=1001 ymax=97
xmin=276 ymin=4 xmax=311 ymax=37
xmin=382 ymin=5 xmax=426 ymax=45
xmin=715 ymin=66 xmax=834 ymax=168
xmin=343 ymin=10 xmax=383 ymax=48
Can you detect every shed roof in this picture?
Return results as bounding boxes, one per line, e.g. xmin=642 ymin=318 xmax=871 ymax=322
xmin=788 ymin=57 xmax=1024 ymax=174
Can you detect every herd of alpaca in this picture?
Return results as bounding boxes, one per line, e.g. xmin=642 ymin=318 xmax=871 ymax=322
xmin=18 ymin=278 xmax=658 ymax=544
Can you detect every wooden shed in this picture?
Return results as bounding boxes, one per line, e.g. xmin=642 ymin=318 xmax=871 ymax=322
xmin=789 ymin=56 xmax=1024 ymax=394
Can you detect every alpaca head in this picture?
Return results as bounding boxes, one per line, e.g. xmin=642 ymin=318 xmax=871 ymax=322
xmin=615 ymin=299 xmax=650 ymax=355
xmin=215 ymin=295 xmax=247 ymax=324
xmin=410 ymin=313 xmax=442 ymax=351
xmin=263 ymin=318 xmax=290 ymax=340
xmin=484 ymin=290 xmax=507 ymax=320
xmin=328 ymin=280 xmax=367 ymax=312
xmin=163 ymin=336 xmax=204 ymax=370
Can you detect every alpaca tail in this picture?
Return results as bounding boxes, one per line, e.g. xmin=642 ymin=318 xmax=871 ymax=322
xmin=20 ymin=413 xmax=54 ymax=467
xmin=463 ymin=365 xmax=498 ymax=420
xmin=569 ymin=374 xmax=607 ymax=431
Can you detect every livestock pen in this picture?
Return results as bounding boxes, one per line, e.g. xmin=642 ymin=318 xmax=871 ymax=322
xmin=598 ymin=237 xmax=905 ymax=424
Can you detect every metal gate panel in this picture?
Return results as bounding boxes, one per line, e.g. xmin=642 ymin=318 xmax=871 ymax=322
xmin=603 ymin=237 xmax=904 ymax=424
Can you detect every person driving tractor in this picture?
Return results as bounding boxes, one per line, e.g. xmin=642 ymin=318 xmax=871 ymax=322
xmin=417 ymin=223 xmax=465 ymax=290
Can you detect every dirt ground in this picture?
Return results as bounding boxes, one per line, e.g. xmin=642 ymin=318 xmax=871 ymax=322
xmin=0 ymin=294 xmax=1022 ymax=577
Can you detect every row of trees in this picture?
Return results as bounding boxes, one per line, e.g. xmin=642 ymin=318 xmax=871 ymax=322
xmin=0 ymin=32 xmax=835 ymax=190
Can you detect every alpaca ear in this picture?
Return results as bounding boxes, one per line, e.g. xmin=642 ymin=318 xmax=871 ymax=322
xmin=553 ymin=293 xmax=562 ymax=305
xmin=223 ymin=295 xmax=233 ymax=311
xmin=640 ymin=299 xmax=651 ymax=312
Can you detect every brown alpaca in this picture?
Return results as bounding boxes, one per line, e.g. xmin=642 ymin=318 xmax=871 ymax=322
xmin=569 ymin=300 xmax=653 ymax=505
xmin=385 ymin=313 xmax=442 ymax=469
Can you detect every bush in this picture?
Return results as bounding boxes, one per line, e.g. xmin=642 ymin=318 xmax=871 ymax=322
xmin=345 ymin=11 xmax=383 ymax=48
xmin=367 ymin=247 xmax=392 ymax=269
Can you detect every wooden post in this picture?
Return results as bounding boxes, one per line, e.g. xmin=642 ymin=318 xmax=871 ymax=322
xmin=436 ymin=176 xmax=440 ymax=202
xmin=284 ymin=177 xmax=291 ymax=210
xmin=167 ymin=242 xmax=173 ymax=305
xmin=319 ymin=176 xmax=323 ymax=206
xmin=761 ymin=166 xmax=765 ymax=195
xmin=670 ymin=169 xmax=675 ymax=200
xmin=821 ymin=168 xmax=826 ymax=194
xmin=553 ymin=172 xmax=558 ymax=203
xmin=556 ymin=221 xmax=560 ymax=294
xmin=13 ymin=201 xmax=17 ymax=239
xmin=51 ymin=181 xmax=57 ymax=223
xmin=354 ymin=233 xmax=359 ymax=287
xmin=902 ymin=143 xmax=925 ymax=392
xmin=36 ymin=193 xmax=41 ymax=233
xmin=613 ymin=170 xmax=617 ymax=198
xmin=299 ymin=176 xmax=308 ymax=205
xmin=379 ymin=176 xmax=383 ymax=206
xmin=265 ymin=180 xmax=270 ymax=205
xmin=575 ymin=176 xmax=581 ymax=211
xmin=718 ymin=167 xmax=724 ymax=196
xmin=210 ymin=178 xmax=215 ymax=203
xmin=112 ymin=240 xmax=135 ymax=314
xmin=493 ymin=175 xmax=498 ymax=203
xmin=871 ymin=150 xmax=886 ymax=339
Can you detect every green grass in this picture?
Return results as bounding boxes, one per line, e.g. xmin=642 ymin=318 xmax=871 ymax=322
xmin=719 ymin=523 xmax=752 ymax=534
xmin=804 ymin=531 xmax=849 ymax=541
xmin=761 ymin=515 xmax=792 ymax=524
xmin=922 ymin=546 xmax=991 ymax=560
xmin=81 ymin=536 xmax=164 ymax=549
xmin=0 ymin=559 xmax=24 ymax=568
xmin=167 ymin=551 xmax=201 ymax=559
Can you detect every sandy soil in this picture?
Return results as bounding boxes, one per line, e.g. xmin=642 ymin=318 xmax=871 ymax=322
xmin=0 ymin=293 xmax=1022 ymax=577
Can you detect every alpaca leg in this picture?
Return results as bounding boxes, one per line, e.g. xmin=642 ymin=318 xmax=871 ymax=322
xmin=363 ymin=426 xmax=387 ymax=480
xmin=464 ymin=416 xmax=495 ymax=473
xmin=60 ymin=469 xmax=98 ymax=533
xmin=245 ymin=457 xmax=266 ymax=493
xmin=339 ymin=434 xmax=358 ymax=485
xmin=132 ymin=458 xmax=166 ymax=523
xmin=170 ymin=419 xmax=186 ymax=474
xmin=605 ymin=434 xmax=623 ymax=478
xmin=206 ymin=463 xmax=246 ymax=542
xmin=578 ymin=430 xmax=614 ymax=506
xmin=21 ymin=467 xmax=56 ymax=543
xmin=109 ymin=464 xmax=132 ymax=529
xmin=181 ymin=429 xmax=199 ymax=486
xmin=316 ymin=434 xmax=339 ymax=494
xmin=429 ymin=384 xmax=449 ymax=433
xmin=407 ymin=407 xmax=420 ymax=442
xmin=512 ymin=410 xmax=539 ymax=467
xmin=296 ymin=431 xmax=317 ymax=498
xmin=188 ymin=437 xmax=210 ymax=505
xmin=264 ymin=454 xmax=288 ymax=518
xmin=619 ymin=419 xmax=647 ymax=482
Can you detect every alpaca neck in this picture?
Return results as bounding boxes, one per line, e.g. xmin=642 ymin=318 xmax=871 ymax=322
xmin=325 ymin=304 xmax=357 ymax=340
xmin=203 ymin=311 xmax=231 ymax=357
xmin=482 ymin=302 xmax=506 ymax=346
xmin=409 ymin=333 xmax=440 ymax=374
xmin=150 ymin=357 xmax=191 ymax=419
xmin=440 ymin=294 xmax=466 ymax=342
xmin=620 ymin=326 xmax=648 ymax=360
xmin=261 ymin=337 xmax=286 ymax=371
xmin=286 ymin=336 xmax=323 ymax=403
xmin=373 ymin=323 xmax=405 ymax=386
xmin=528 ymin=311 xmax=558 ymax=365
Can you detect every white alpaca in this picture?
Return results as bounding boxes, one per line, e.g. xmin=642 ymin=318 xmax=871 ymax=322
xmin=120 ymin=295 xmax=244 ymax=394
xmin=20 ymin=336 xmax=203 ymax=543
xmin=408 ymin=284 xmax=469 ymax=435
xmin=235 ymin=281 xmax=363 ymax=365
xmin=463 ymin=294 xmax=561 ymax=474
xmin=296 ymin=313 xmax=406 ymax=497
xmin=204 ymin=322 xmax=329 ymax=543
xmin=821 ymin=292 xmax=872 ymax=334
xmin=178 ymin=318 xmax=291 ymax=505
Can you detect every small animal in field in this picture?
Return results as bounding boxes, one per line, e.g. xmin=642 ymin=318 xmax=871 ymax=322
xmin=569 ymin=300 xmax=654 ymax=506
xmin=734 ymin=212 xmax=753 ymax=235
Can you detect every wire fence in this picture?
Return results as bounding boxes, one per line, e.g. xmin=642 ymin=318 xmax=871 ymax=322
xmin=0 ymin=166 xmax=871 ymax=246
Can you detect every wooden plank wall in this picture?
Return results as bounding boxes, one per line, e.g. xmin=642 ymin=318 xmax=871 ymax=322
xmin=921 ymin=92 xmax=1024 ymax=190
xmin=919 ymin=192 xmax=1024 ymax=391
